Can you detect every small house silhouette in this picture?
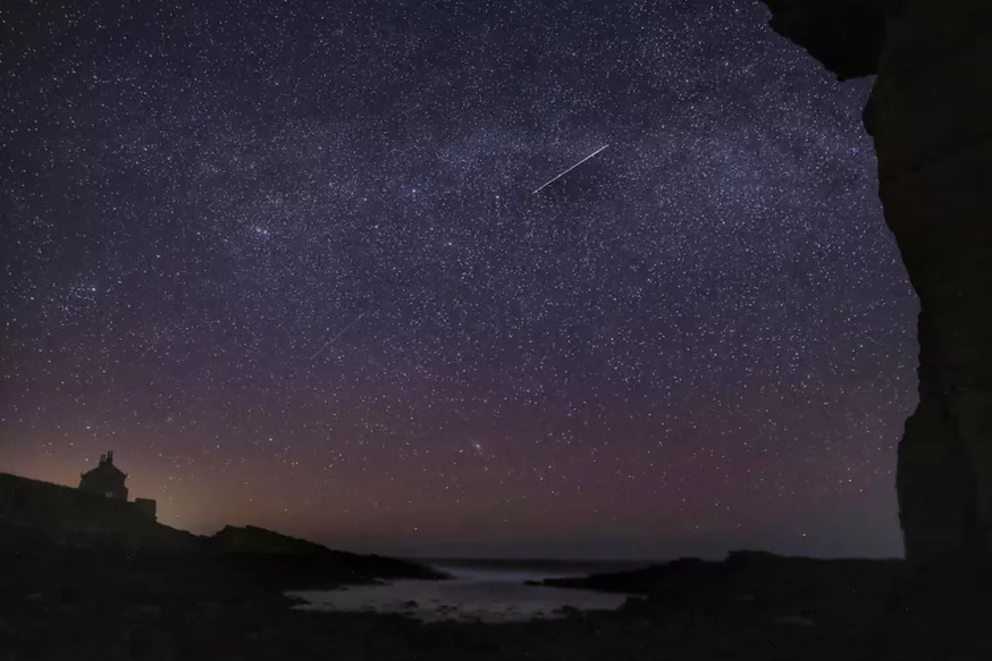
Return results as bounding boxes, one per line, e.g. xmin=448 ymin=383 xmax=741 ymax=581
xmin=79 ymin=451 xmax=129 ymax=501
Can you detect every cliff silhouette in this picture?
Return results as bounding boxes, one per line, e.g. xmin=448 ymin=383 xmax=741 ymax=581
xmin=0 ymin=470 xmax=443 ymax=611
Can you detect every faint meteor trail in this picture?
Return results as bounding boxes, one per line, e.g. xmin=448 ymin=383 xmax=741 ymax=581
xmin=310 ymin=310 xmax=369 ymax=360
xmin=532 ymin=144 xmax=609 ymax=194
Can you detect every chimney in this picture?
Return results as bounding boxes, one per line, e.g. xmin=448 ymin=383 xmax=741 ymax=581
xmin=107 ymin=451 xmax=114 ymax=464
xmin=99 ymin=453 xmax=107 ymax=465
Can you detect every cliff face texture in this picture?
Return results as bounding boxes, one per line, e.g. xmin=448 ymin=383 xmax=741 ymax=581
xmin=761 ymin=0 xmax=992 ymax=567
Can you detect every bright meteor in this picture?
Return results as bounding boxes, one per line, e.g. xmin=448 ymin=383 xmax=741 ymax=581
xmin=532 ymin=144 xmax=609 ymax=194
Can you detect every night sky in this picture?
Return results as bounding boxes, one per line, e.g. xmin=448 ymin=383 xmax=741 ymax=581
xmin=1 ymin=0 xmax=918 ymax=560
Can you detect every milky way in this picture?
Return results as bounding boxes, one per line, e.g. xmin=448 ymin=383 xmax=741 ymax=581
xmin=0 ymin=0 xmax=917 ymax=559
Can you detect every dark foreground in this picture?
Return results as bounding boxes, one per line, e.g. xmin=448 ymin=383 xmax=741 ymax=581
xmin=2 ymin=524 xmax=991 ymax=661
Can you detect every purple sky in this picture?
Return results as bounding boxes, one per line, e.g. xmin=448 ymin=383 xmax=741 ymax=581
xmin=0 ymin=0 xmax=916 ymax=559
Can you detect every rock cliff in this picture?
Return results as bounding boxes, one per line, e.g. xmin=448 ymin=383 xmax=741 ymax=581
xmin=759 ymin=0 xmax=992 ymax=569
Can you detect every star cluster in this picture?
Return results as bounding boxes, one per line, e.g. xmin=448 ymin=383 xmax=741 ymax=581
xmin=0 ymin=0 xmax=917 ymax=558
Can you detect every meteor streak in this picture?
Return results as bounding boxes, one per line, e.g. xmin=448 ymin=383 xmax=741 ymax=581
xmin=310 ymin=310 xmax=369 ymax=360
xmin=532 ymin=144 xmax=609 ymax=194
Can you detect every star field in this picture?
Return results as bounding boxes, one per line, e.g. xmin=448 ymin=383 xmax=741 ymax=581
xmin=0 ymin=0 xmax=917 ymax=559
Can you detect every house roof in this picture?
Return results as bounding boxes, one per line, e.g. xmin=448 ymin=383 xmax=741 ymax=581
xmin=82 ymin=463 xmax=126 ymax=480
xmin=81 ymin=453 xmax=127 ymax=482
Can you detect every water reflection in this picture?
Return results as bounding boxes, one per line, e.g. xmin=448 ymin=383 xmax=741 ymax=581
xmin=290 ymin=565 xmax=631 ymax=622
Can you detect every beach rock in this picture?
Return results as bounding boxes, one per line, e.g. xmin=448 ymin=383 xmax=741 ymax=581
xmin=538 ymin=550 xmax=906 ymax=634
xmin=538 ymin=563 xmax=667 ymax=595
xmin=780 ymin=614 xmax=815 ymax=627
xmin=628 ymin=619 xmax=652 ymax=633
xmin=554 ymin=605 xmax=583 ymax=619
xmin=618 ymin=597 xmax=648 ymax=614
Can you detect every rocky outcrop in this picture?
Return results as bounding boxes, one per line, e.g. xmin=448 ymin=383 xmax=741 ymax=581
xmin=537 ymin=551 xmax=905 ymax=616
xmin=538 ymin=551 xmax=992 ymax=658
xmin=0 ymin=473 xmax=199 ymax=552
xmin=1 ymin=472 xmax=445 ymax=613
xmin=211 ymin=525 xmax=448 ymax=586
xmin=759 ymin=0 xmax=992 ymax=569
xmin=762 ymin=0 xmax=888 ymax=79
xmin=212 ymin=525 xmax=330 ymax=555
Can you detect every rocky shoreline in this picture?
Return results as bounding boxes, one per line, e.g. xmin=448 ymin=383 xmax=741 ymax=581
xmin=2 ymin=519 xmax=991 ymax=660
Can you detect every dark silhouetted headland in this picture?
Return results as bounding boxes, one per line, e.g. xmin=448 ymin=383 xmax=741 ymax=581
xmin=4 ymin=464 xmax=992 ymax=659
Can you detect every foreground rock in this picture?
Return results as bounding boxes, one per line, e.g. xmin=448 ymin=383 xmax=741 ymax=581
xmin=761 ymin=0 xmax=992 ymax=570
xmin=0 ymin=468 xmax=444 ymax=599
xmin=0 ymin=515 xmax=443 ymax=613
xmin=535 ymin=550 xmax=992 ymax=659
xmin=3 ymin=538 xmax=990 ymax=660
xmin=537 ymin=551 xmax=907 ymax=624
xmin=210 ymin=525 xmax=447 ymax=589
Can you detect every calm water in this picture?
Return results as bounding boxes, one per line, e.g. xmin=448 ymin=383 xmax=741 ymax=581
xmin=289 ymin=561 xmax=646 ymax=622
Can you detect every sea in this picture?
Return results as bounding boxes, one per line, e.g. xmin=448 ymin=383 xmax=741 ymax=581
xmin=288 ymin=558 xmax=654 ymax=623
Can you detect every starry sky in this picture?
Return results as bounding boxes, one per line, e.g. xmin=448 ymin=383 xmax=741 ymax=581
xmin=1 ymin=0 xmax=919 ymax=560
